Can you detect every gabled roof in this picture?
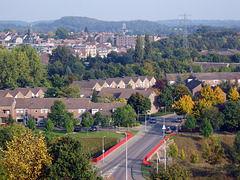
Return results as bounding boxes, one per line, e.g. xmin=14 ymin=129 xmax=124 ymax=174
xmin=186 ymin=79 xmax=202 ymax=90
xmin=0 ymin=97 xmax=15 ymax=106
xmin=15 ymin=98 xmax=90 ymax=109
xmin=73 ymin=81 xmax=100 ymax=89
xmin=98 ymin=88 xmax=154 ymax=99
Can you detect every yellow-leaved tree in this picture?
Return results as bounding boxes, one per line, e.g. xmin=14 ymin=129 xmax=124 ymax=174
xmin=199 ymin=85 xmax=214 ymax=102
xmin=228 ymin=86 xmax=239 ymax=102
xmin=172 ymin=95 xmax=194 ymax=118
xmin=213 ymin=86 xmax=225 ymax=105
xmin=0 ymin=129 xmax=52 ymax=180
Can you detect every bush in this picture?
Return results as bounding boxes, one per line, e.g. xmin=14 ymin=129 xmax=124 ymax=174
xmin=45 ymin=119 xmax=54 ymax=132
xmin=136 ymin=123 xmax=140 ymax=126
xmin=168 ymin=142 xmax=178 ymax=158
xmin=179 ymin=148 xmax=186 ymax=160
xmin=190 ymin=153 xmax=199 ymax=163
xmin=202 ymin=141 xmax=210 ymax=158
xmin=27 ymin=118 xmax=36 ymax=131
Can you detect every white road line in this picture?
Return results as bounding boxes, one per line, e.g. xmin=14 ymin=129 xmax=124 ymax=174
xmin=103 ymin=164 xmax=120 ymax=178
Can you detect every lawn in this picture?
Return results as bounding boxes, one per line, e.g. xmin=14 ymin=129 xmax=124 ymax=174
xmin=142 ymin=132 xmax=237 ymax=180
xmin=37 ymin=129 xmax=137 ymax=158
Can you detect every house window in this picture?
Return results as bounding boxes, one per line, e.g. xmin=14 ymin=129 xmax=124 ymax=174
xmin=3 ymin=110 xmax=10 ymax=115
xmin=16 ymin=109 xmax=24 ymax=113
xmin=39 ymin=117 xmax=45 ymax=126
xmin=1 ymin=117 xmax=7 ymax=124
xmin=17 ymin=116 xmax=24 ymax=124
xmin=91 ymin=109 xmax=99 ymax=115
xmin=35 ymin=110 xmax=38 ymax=113
xmin=41 ymin=109 xmax=48 ymax=114
xmin=78 ymin=109 xmax=86 ymax=113
xmin=213 ymin=80 xmax=219 ymax=83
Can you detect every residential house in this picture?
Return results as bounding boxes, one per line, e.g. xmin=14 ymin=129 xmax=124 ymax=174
xmin=0 ymin=98 xmax=15 ymax=124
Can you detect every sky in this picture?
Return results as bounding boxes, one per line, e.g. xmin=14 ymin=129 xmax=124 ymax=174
xmin=1 ymin=0 xmax=240 ymax=22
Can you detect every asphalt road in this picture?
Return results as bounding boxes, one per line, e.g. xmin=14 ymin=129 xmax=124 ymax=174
xmin=97 ymin=114 xmax=180 ymax=180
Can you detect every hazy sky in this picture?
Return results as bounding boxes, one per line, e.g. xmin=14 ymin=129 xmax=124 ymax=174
xmin=1 ymin=0 xmax=240 ymax=22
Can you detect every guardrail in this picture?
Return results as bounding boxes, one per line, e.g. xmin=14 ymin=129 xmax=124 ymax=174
xmin=142 ymin=133 xmax=179 ymax=166
xmin=92 ymin=132 xmax=133 ymax=162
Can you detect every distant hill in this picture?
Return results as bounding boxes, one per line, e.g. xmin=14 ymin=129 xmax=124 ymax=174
xmin=0 ymin=16 xmax=170 ymax=35
xmin=34 ymin=16 xmax=170 ymax=35
xmin=0 ymin=16 xmax=240 ymax=34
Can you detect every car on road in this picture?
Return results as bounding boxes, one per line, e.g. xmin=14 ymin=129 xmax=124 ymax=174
xmin=166 ymin=127 xmax=172 ymax=134
xmin=89 ymin=126 xmax=97 ymax=132
xmin=176 ymin=117 xmax=182 ymax=123
xmin=170 ymin=125 xmax=176 ymax=131
xmin=149 ymin=117 xmax=157 ymax=124
xmin=74 ymin=126 xmax=81 ymax=132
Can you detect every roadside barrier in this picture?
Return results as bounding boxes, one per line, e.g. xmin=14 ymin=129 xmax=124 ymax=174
xmin=142 ymin=133 xmax=179 ymax=166
xmin=92 ymin=132 xmax=133 ymax=162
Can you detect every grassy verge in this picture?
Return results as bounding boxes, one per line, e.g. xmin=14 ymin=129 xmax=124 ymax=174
xmin=146 ymin=132 xmax=237 ymax=180
xmin=151 ymin=111 xmax=173 ymax=117
xmin=37 ymin=129 xmax=138 ymax=158
xmin=141 ymin=163 xmax=151 ymax=180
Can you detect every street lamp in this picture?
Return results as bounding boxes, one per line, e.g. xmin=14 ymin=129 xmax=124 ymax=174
xmin=102 ymin=136 xmax=106 ymax=164
xmin=162 ymin=117 xmax=166 ymax=171
xmin=116 ymin=131 xmax=128 ymax=180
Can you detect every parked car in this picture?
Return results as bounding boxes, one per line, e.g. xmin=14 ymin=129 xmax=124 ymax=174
xmin=166 ymin=127 xmax=172 ymax=134
xmin=89 ymin=126 xmax=97 ymax=132
xmin=149 ymin=117 xmax=157 ymax=124
xmin=170 ymin=125 xmax=176 ymax=131
xmin=74 ymin=126 xmax=81 ymax=132
xmin=176 ymin=117 xmax=182 ymax=123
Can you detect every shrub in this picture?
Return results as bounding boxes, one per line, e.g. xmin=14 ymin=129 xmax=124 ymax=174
xmin=190 ymin=153 xmax=199 ymax=163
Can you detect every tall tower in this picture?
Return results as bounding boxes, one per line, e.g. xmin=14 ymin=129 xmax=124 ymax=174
xmin=180 ymin=13 xmax=190 ymax=50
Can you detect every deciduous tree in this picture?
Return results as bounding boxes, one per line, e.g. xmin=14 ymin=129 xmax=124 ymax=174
xmin=200 ymin=118 xmax=213 ymax=138
xmin=172 ymin=95 xmax=194 ymax=117
xmin=228 ymin=86 xmax=240 ymax=102
xmin=0 ymin=130 xmax=52 ymax=180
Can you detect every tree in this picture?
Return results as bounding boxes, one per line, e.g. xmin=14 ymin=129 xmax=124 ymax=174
xmin=94 ymin=112 xmax=103 ymax=126
xmin=0 ymin=129 xmax=52 ymax=180
xmin=91 ymin=88 xmax=98 ymax=103
xmin=168 ymin=142 xmax=178 ymax=158
xmin=99 ymin=93 xmax=116 ymax=103
xmin=144 ymin=34 xmax=152 ymax=59
xmin=179 ymin=149 xmax=186 ymax=160
xmin=64 ymin=117 xmax=74 ymax=133
xmin=55 ymin=27 xmax=69 ymax=39
xmin=185 ymin=115 xmax=196 ymax=133
xmin=81 ymin=112 xmax=94 ymax=128
xmin=172 ymin=95 xmax=194 ymax=117
xmin=134 ymin=35 xmax=143 ymax=62
xmin=112 ymin=104 xmax=136 ymax=127
xmin=48 ymin=100 xmax=71 ymax=126
xmin=173 ymin=75 xmax=185 ymax=88
xmin=222 ymin=101 xmax=240 ymax=131
xmin=127 ymin=92 xmax=151 ymax=114
xmin=27 ymin=118 xmax=36 ymax=131
xmin=229 ymin=131 xmax=240 ymax=164
xmin=228 ymin=86 xmax=240 ymax=102
xmin=199 ymin=85 xmax=214 ymax=102
xmin=190 ymin=153 xmax=199 ymax=163
xmin=45 ymin=119 xmax=54 ymax=132
xmin=203 ymin=106 xmax=224 ymax=130
xmin=213 ymin=86 xmax=225 ymax=105
xmin=48 ymin=136 xmax=97 ymax=179
xmin=202 ymin=141 xmax=210 ymax=158
xmin=206 ymin=136 xmax=224 ymax=165
xmin=174 ymin=84 xmax=192 ymax=101
xmin=158 ymin=87 xmax=173 ymax=112
xmin=200 ymin=118 xmax=213 ymax=138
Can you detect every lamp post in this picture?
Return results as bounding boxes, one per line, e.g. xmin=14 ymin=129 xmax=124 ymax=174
xmin=116 ymin=131 xmax=128 ymax=180
xmin=162 ymin=117 xmax=166 ymax=171
xmin=145 ymin=110 xmax=147 ymax=132
xmin=125 ymin=132 xmax=128 ymax=180
xmin=102 ymin=136 xmax=106 ymax=164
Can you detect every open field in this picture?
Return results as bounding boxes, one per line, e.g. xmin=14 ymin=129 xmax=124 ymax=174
xmin=142 ymin=132 xmax=237 ymax=180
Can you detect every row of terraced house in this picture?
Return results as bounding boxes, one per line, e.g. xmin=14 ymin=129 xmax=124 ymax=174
xmin=0 ymin=76 xmax=158 ymax=126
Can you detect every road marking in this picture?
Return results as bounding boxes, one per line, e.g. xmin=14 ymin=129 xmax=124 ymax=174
xmin=103 ymin=164 xmax=120 ymax=178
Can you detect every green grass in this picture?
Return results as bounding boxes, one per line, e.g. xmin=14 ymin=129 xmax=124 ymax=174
xmin=37 ymin=129 xmax=138 ymax=158
xmin=141 ymin=164 xmax=151 ymax=180
xmin=151 ymin=111 xmax=173 ymax=117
